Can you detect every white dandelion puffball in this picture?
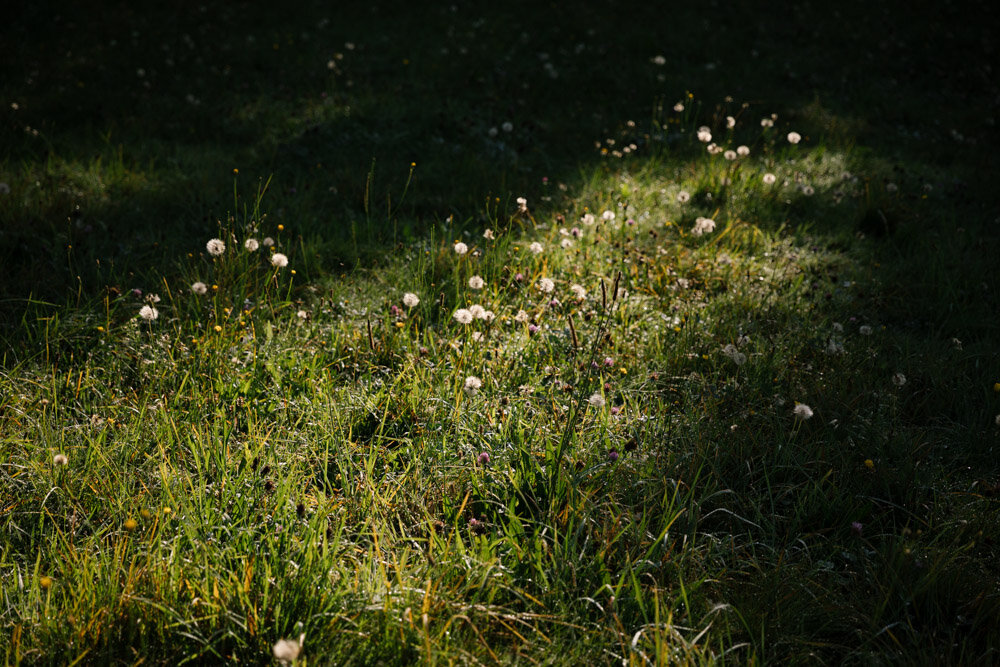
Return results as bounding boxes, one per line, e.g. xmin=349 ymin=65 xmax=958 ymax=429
xmin=468 ymin=304 xmax=486 ymax=319
xmin=697 ymin=126 xmax=712 ymax=143
xmin=464 ymin=376 xmax=483 ymax=395
xmin=737 ymin=145 xmax=750 ymax=156
xmin=272 ymin=638 xmax=302 ymax=665
xmin=139 ymin=305 xmax=158 ymax=321
xmin=514 ymin=309 xmax=529 ymax=323
xmin=453 ymin=242 xmax=468 ymax=255
xmin=787 ymin=131 xmax=802 ymax=144
xmin=453 ymin=308 xmax=473 ymax=324
xmin=402 ymin=292 xmax=420 ymax=308
xmin=673 ymin=102 xmax=684 ymax=112
xmin=483 ymin=228 xmax=495 ymax=240
xmin=478 ymin=309 xmax=495 ymax=322
xmin=262 ymin=237 xmax=275 ymax=247
xmin=529 ymin=242 xmax=544 ymax=255
xmin=691 ymin=217 xmax=716 ymax=236
xmin=537 ymin=278 xmax=555 ymax=293
xmin=859 ymin=325 xmax=873 ymax=336
xmin=191 ymin=282 xmax=208 ymax=295
xmin=468 ymin=275 xmax=485 ymax=290
xmin=271 ymin=252 xmax=289 ymax=268
xmin=581 ymin=213 xmax=596 ymax=225
xmin=560 ymin=238 xmax=573 ymax=249
xmin=761 ymin=117 xmax=774 ymax=128
xmin=588 ymin=392 xmax=606 ymax=408
xmin=724 ymin=150 xmax=737 ymax=161
xmin=892 ymin=372 xmax=907 ymax=387
xmin=602 ymin=210 xmax=615 ymax=222
xmin=570 ymin=284 xmax=587 ymax=300
xmin=244 ymin=238 xmax=260 ymax=252
xmin=793 ymin=403 xmax=814 ymax=420
xmin=516 ymin=196 xmax=528 ymax=212
xmin=763 ymin=173 xmax=777 ymax=185
xmin=53 ymin=453 xmax=69 ymax=466
xmin=206 ymin=238 xmax=226 ymax=256
xmin=676 ymin=190 xmax=691 ymax=204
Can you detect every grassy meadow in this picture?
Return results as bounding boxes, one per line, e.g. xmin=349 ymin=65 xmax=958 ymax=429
xmin=2 ymin=1 xmax=999 ymax=664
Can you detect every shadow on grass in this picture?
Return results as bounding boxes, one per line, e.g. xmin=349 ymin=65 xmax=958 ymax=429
xmin=2 ymin=0 xmax=996 ymax=291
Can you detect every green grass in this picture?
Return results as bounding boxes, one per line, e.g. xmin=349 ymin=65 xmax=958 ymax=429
xmin=2 ymin=1 xmax=1000 ymax=664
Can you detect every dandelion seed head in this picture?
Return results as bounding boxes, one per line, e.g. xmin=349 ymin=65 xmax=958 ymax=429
xmin=529 ymin=242 xmax=544 ymax=255
xmin=53 ymin=453 xmax=68 ymax=466
xmin=244 ymin=238 xmax=259 ymax=252
xmin=691 ymin=217 xmax=716 ymax=236
xmin=763 ymin=173 xmax=777 ymax=185
xmin=468 ymin=275 xmax=485 ymax=290
xmin=787 ymin=131 xmax=802 ymax=144
xmin=206 ymin=238 xmax=226 ymax=256
xmin=453 ymin=308 xmax=474 ymax=324
xmin=463 ymin=376 xmax=483 ymax=395
xmin=588 ymin=392 xmax=606 ymax=408
xmin=453 ymin=242 xmax=468 ymax=255
xmin=793 ymin=403 xmax=814 ymax=420
xmin=537 ymin=277 xmax=555 ymax=293
xmin=271 ymin=252 xmax=289 ymax=268
xmin=676 ymin=190 xmax=691 ymax=204
xmin=191 ymin=282 xmax=208 ymax=295
xmin=402 ymin=292 xmax=420 ymax=308
xmin=139 ymin=305 xmax=159 ymax=321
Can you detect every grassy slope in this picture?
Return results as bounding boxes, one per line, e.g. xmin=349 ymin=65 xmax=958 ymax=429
xmin=2 ymin=1 xmax=999 ymax=664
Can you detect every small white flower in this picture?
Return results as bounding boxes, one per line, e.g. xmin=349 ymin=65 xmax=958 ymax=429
xmin=763 ymin=173 xmax=777 ymax=185
xmin=463 ymin=376 xmax=483 ymax=395
xmin=139 ymin=305 xmax=158 ymax=321
xmin=453 ymin=308 xmax=473 ymax=324
xmin=691 ymin=217 xmax=716 ymax=236
xmin=793 ymin=403 xmax=813 ymax=420
xmin=453 ymin=242 xmax=468 ymax=255
xmin=570 ymin=284 xmax=587 ymax=300
xmin=588 ymin=392 xmax=606 ymax=408
xmin=191 ymin=281 xmax=208 ymax=295
xmin=537 ymin=278 xmax=555 ymax=293
xmin=271 ymin=252 xmax=289 ymax=268
xmin=697 ymin=126 xmax=712 ymax=143
xmin=468 ymin=275 xmax=485 ymax=290
xmin=244 ymin=238 xmax=259 ymax=252
xmin=402 ymin=292 xmax=420 ymax=308
xmin=787 ymin=131 xmax=802 ymax=144
xmin=516 ymin=197 xmax=528 ymax=213
xmin=296 ymin=310 xmax=308 ymax=320
xmin=483 ymin=228 xmax=495 ymax=240
xmin=676 ymin=190 xmax=690 ymax=204
xmin=206 ymin=238 xmax=226 ymax=256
